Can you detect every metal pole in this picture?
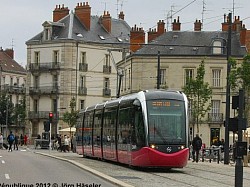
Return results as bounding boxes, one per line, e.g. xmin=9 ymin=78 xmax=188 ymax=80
xmin=235 ymin=89 xmax=244 ymax=187
xmin=224 ymin=12 xmax=232 ymax=165
xmin=157 ymin=51 xmax=160 ymax=89
xmin=49 ymin=122 xmax=51 ymax=154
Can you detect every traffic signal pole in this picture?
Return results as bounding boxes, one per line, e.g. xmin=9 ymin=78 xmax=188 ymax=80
xmin=224 ymin=12 xmax=232 ymax=165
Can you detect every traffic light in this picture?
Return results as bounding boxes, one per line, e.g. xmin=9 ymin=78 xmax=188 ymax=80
xmin=49 ymin=112 xmax=53 ymax=123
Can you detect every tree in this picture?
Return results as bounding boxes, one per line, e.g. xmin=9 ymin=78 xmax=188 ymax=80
xmin=183 ymin=59 xmax=212 ymax=134
xmin=13 ymin=97 xmax=26 ymax=126
xmin=0 ymin=92 xmax=14 ymax=133
xmin=229 ymin=54 xmax=250 ymax=120
xmin=62 ymin=97 xmax=79 ymax=137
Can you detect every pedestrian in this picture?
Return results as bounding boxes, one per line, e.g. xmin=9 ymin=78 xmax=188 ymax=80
xmin=7 ymin=131 xmax=15 ymax=152
xmin=14 ymin=133 xmax=19 ymax=150
xmin=64 ymin=135 xmax=70 ymax=152
xmin=24 ymin=134 xmax=28 ymax=146
xmin=192 ymin=134 xmax=202 ymax=163
xmin=20 ymin=134 xmax=24 ymax=146
xmin=57 ymin=135 xmax=62 ymax=152
xmin=0 ymin=133 xmax=3 ymax=149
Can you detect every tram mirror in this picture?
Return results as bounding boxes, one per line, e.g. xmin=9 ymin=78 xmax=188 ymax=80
xmin=133 ymin=99 xmax=141 ymax=110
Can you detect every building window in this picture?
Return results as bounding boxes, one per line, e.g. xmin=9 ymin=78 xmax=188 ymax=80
xmin=16 ymin=78 xmax=19 ymax=86
xmin=80 ymin=76 xmax=86 ymax=88
xmin=2 ymin=76 xmax=5 ymax=85
xmin=104 ymin=78 xmax=110 ymax=89
xmin=34 ymin=76 xmax=39 ymax=88
xmin=34 ymin=52 xmax=40 ymax=64
xmin=124 ymin=69 xmax=127 ymax=90
xmin=53 ymin=75 xmax=58 ymax=88
xmin=34 ymin=99 xmax=38 ymax=113
xmin=212 ymin=40 xmax=222 ymax=54
xmin=53 ymin=51 xmax=59 ymax=63
xmin=52 ymin=99 xmax=57 ymax=113
xmin=212 ymin=69 xmax=221 ymax=87
xmin=128 ymin=68 xmax=131 ymax=89
xmin=80 ymin=100 xmax=85 ymax=110
xmin=184 ymin=69 xmax=194 ymax=85
xmin=81 ymin=52 xmax=86 ymax=63
xmin=105 ymin=54 xmax=110 ymax=66
xmin=44 ymin=28 xmax=50 ymax=40
xmin=211 ymin=100 xmax=220 ymax=114
xmin=10 ymin=77 xmax=13 ymax=86
xmin=160 ymin=69 xmax=166 ymax=85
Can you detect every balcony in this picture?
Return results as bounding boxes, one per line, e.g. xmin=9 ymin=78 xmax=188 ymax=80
xmin=29 ymin=62 xmax=60 ymax=73
xmin=78 ymin=87 xmax=87 ymax=95
xmin=29 ymin=86 xmax=59 ymax=96
xmin=28 ymin=111 xmax=59 ymax=121
xmin=79 ymin=63 xmax=88 ymax=72
xmin=103 ymin=65 xmax=111 ymax=74
xmin=1 ymin=84 xmax=25 ymax=94
xmin=103 ymin=88 xmax=111 ymax=96
xmin=208 ymin=113 xmax=224 ymax=123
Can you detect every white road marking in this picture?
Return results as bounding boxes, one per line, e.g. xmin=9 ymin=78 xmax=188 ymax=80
xmin=0 ymin=156 xmax=2 ymax=157
xmin=20 ymin=149 xmax=26 ymax=152
xmin=5 ymin=174 xmax=10 ymax=179
xmin=2 ymin=160 xmax=5 ymax=164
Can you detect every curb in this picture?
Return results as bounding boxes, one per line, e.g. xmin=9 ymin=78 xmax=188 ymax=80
xmin=34 ymin=151 xmax=134 ymax=187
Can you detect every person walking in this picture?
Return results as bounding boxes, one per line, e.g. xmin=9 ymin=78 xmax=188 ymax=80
xmin=24 ymin=134 xmax=28 ymax=146
xmin=14 ymin=133 xmax=19 ymax=150
xmin=7 ymin=131 xmax=15 ymax=152
xmin=192 ymin=134 xmax=202 ymax=163
xmin=0 ymin=133 xmax=3 ymax=149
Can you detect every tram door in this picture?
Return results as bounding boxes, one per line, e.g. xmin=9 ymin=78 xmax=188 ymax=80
xmin=83 ymin=110 xmax=93 ymax=156
xmin=103 ymin=106 xmax=117 ymax=161
xmin=117 ymin=101 xmax=134 ymax=164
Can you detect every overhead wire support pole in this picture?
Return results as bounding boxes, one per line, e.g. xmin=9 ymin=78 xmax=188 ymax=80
xmin=157 ymin=51 xmax=160 ymax=89
xmin=224 ymin=12 xmax=232 ymax=165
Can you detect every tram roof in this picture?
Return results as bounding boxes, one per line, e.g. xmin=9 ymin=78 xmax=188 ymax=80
xmin=83 ymin=90 xmax=185 ymax=112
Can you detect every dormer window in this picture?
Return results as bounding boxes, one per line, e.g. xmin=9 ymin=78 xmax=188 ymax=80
xmin=43 ymin=27 xmax=51 ymax=41
xmin=212 ymin=40 xmax=222 ymax=54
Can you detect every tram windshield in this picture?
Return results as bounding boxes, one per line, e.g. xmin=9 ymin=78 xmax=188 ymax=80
xmin=147 ymin=100 xmax=186 ymax=144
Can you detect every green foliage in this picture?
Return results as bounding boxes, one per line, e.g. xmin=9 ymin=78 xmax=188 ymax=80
xmin=230 ymin=55 xmax=250 ymax=91
xmin=183 ymin=59 xmax=212 ymax=133
xmin=13 ymin=97 xmax=26 ymax=125
xmin=0 ymin=92 xmax=14 ymax=126
xmin=62 ymin=97 xmax=79 ymax=128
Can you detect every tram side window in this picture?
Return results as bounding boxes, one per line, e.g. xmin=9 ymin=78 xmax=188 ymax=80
xmin=118 ymin=107 xmax=133 ymax=144
xmin=76 ymin=114 xmax=83 ymax=146
xmin=103 ymin=107 xmax=117 ymax=145
xmin=133 ymin=107 xmax=145 ymax=148
xmin=83 ymin=111 xmax=93 ymax=145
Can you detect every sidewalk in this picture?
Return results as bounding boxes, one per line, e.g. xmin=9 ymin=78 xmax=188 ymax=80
xmin=29 ymin=147 xmax=134 ymax=187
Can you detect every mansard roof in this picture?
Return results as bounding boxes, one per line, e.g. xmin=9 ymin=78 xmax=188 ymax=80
xmin=26 ymin=12 xmax=131 ymax=46
xmin=134 ymin=31 xmax=247 ymax=57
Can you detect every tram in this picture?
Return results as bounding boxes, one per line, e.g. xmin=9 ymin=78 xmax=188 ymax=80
xmin=76 ymin=90 xmax=189 ymax=168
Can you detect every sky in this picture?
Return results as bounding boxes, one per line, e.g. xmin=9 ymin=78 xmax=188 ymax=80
xmin=0 ymin=0 xmax=249 ymax=66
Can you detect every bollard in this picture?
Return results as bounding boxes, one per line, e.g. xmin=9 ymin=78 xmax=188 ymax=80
xmin=217 ymin=149 xmax=220 ymax=164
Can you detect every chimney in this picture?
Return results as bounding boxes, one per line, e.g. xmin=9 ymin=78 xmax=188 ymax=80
xmin=75 ymin=2 xmax=91 ymax=30
xmin=194 ymin=19 xmax=202 ymax=31
xmin=4 ymin=48 xmax=14 ymax=59
xmin=233 ymin=16 xmax=242 ymax=32
xmin=101 ymin=11 xmax=112 ymax=33
xmin=130 ymin=25 xmax=145 ymax=52
xmin=119 ymin=11 xmax=125 ymax=20
xmin=240 ymin=24 xmax=247 ymax=46
xmin=172 ymin=17 xmax=181 ymax=31
xmin=53 ymin=4 xmax=69 ymax=22
xmin=222 ymin=14 xmax=229 ymax=31
xmin=157 ymin=20 xmax=165 ymax=35
xmin=147 ymin=28 xmax=158 ymax=43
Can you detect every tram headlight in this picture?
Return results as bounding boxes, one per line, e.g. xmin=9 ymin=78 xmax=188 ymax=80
xmin=180 ymin=145 xmax=185 ymax=150
xmin=150 ymin=144 xmax=156 ymax=149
